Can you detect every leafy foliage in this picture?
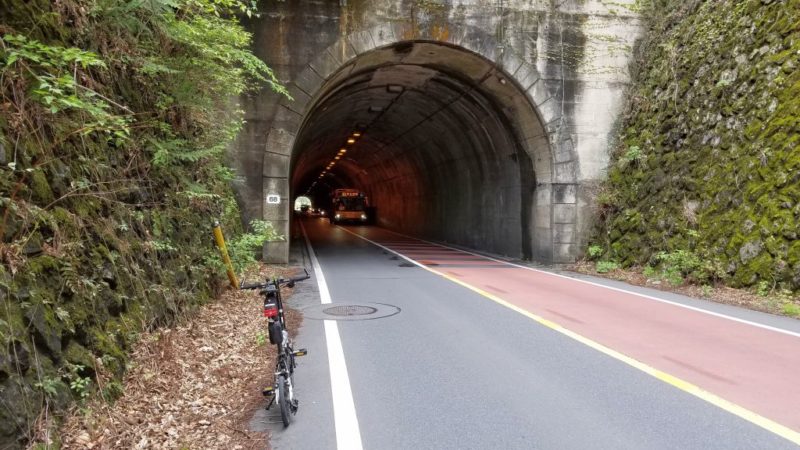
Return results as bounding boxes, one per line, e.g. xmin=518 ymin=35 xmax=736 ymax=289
xmin=1 ymin=34 xmax=131 ymax=143
xmin=587 ymin=244 xmax=604 ymax=260
xmin=595 ymin=261 xmax=620 ymax=274
xmin=65 ymin=363 xmax=92 ymax=400
xmin=642 ymin=250 xmax=724 ymax=286
xmin=654 ymin=250 xmax=702 ymax=285
xmin=0 ymin=0 xmax=288 ymax=443
xmin=227 ymin=220 xmax=284 ymax=275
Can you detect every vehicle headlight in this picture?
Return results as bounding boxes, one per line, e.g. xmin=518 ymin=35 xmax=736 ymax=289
xmin=320 ymin=210 xmax=326 ymax=216
xmin=335 ymin=214 xmax=341 ymax=219
xmin=360 ymin=214 xmax=367 ymax=220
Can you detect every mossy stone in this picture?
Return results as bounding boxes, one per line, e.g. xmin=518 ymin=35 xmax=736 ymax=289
xmin=590 ymin=0 xmax=800 ymax=292
xmin=64 ymin=341 xmax=96 ymax=373
xmin=23 ymin=301 xmax=63 ymax=358
xmin=29 ymin=170 xmax=54 ymax=204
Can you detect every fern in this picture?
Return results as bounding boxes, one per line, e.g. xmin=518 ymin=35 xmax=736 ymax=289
xmin=59 ymin=260 xmax=100 ymax=299
xmin=60 ymin=261 xmax=83 ymax=296
xmin=1 ymin=35 xmax=131 ymax=143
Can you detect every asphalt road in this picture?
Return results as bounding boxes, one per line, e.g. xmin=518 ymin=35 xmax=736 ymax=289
xmin=254 ymin=218 xmax=800 ymax=449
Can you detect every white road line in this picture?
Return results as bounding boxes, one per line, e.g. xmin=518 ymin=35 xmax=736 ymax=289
xmin=337 ymin=226 xmax=800 ymax=445
xmin=301 ymin=222 xmax=363 ymax=450
xmin=370 ymin=228 xmax=800 ymax=339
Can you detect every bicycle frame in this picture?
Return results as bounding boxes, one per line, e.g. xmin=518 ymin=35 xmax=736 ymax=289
xmin=240 ymin=271 xmax=309 ymax=427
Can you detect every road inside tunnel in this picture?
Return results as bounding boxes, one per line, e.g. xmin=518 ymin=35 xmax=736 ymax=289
xmin=288 ymin=41 xmax=543 ymax=260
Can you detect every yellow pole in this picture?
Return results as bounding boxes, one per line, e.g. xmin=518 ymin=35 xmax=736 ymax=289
xmin=212 ymin=220 xmax=239 ymax=288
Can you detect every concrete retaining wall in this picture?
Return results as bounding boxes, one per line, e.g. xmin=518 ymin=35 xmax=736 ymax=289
xmin=232 ymin=0 xmax=642 ymax=263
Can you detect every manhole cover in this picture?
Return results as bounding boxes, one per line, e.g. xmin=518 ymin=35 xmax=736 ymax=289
xmin=303 ymin=302 xmax=401 ymax=321
xmin=323 ymin=305 xmax=377 ymax=316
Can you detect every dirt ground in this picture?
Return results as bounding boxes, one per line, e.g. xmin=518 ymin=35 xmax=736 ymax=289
xmin=569 ymin=261 xmax=800 ymax=320
xmin=32 ymin=265 xmax=301 ymax=450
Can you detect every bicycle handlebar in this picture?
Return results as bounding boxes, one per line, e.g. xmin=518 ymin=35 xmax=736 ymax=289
xmin=239 ymin=269 xmax=310 ymax=290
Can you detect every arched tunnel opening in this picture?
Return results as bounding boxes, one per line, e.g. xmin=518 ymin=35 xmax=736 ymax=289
xmin=289 ymin=41 xmax=549 ymax=260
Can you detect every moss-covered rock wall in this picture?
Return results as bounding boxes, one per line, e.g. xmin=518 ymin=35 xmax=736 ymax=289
xmin=595 ymin=0 xmax=799 ymax=291
xmin=0 ymin=1 xmax=280 ymax=447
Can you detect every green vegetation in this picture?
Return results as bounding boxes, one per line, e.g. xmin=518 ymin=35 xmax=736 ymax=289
xmin=228 ymin=220 xmax=282 ymax=274
xmin=64 ymin=363 xmax=91 ymax=400
xmin=595 ymin=260 xmax=620 ymax=274
xmin=587 ymin=244 xmax=604 ymax=260
xmin=593 ymin=0 xmax=800 ymax=298
xmin=0 ymin=0 xmax=285 ymax=445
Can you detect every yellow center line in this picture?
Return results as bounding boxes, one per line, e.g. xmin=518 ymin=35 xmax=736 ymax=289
xmin=339 ymin=226 xmax=800 ymax=446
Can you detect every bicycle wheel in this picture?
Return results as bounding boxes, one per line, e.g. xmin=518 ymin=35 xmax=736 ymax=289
xmin=277 ymin=374 xmax=292 ymax=427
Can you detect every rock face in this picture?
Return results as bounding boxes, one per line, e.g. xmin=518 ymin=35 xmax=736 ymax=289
xmin=596 ymin=0 xmax=800 ymax=290
xmin=234 ymin=0 xmax=644 ymax=263
xmin=0 ymin=0 xmax=250 ymax=446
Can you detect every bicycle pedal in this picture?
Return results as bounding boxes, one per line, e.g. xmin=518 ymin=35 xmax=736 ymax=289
xmin=293 ymin=349 xmax=308 ymax=357
xmin=262 ymin=386 xmax=275 ymax=397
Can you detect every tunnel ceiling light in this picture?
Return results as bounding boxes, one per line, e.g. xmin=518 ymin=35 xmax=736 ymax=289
xmin=347 ymin=138 xmax=356 ymax=144
xmin=387 ymin=85 xmax=403 ymax=93
xmin=334 ymin=156 xmax=340 ymax=160
xmin=352 ymin=132 xmax=361 ymax=137
xmin=339 ymin=149 xmax=347 ymax=154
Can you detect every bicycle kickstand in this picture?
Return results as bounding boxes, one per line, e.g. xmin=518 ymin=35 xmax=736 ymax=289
xmin=262 ymin=386 xmax=276 ymax=410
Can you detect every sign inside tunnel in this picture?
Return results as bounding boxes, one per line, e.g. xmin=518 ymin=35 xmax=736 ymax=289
xmin=266 ymin=194 xmax=281 ymax=204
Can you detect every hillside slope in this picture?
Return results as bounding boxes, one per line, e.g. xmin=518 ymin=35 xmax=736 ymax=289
xmin=595 ymin=0 xmax=799 ymax=293
xmin=0 ymin=1 xmax=281 ymax=446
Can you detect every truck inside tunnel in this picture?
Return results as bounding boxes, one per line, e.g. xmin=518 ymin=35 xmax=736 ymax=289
xmin=286 ymin=41 xmax=551 ymax=261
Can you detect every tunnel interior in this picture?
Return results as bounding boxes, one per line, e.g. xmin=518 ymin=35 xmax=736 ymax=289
xmin=290 ymin=41 xmax=546 ymax=259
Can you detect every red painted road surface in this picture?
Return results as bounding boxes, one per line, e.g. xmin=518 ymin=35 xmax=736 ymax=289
xmin=351 ymin=228 xmax=800 ymax=433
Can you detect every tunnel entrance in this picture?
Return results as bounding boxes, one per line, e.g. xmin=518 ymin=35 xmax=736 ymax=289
xmin=261 ymin=34 xmax=570 ymax=264
xmin=291 ymin=41 xmax=541 ymax=259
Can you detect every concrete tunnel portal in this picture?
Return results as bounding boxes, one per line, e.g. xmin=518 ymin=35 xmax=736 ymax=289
xmin=286 ymin=41 xmax=552 ymax=261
